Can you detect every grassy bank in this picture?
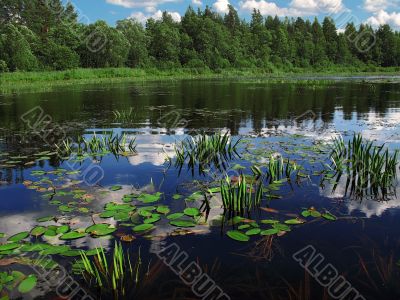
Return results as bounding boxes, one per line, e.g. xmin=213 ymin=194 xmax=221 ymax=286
xmin=1 ymin=67 xmax=400 ymax=94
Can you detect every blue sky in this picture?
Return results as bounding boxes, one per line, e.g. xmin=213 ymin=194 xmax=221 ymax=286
xmin=70 ymin=0 xmax=400 ymax=29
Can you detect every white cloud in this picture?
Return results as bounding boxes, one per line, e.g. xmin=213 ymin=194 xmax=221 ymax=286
xmin=130 ymin=9 xmax=181 ymax=23
xmin=213 ymin=0 xmax=231 ymax=14
xmin=106 ymin=0 xmax=178 ymax=9
xmin=363 ymin=0 xmax=393 ymax=13
xmin=240 ymin=0 xmax=346 ymax=17
xmin=366 ymin=9 xmax=400 ymax=28
xmin=192 ymin=0 xmax=203 ymax=6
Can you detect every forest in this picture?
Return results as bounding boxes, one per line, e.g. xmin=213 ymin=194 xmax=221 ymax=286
xmin=1 ymin=0 xmax=400 ymax=73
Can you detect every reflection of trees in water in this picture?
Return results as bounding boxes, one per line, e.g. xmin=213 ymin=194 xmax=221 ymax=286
xmin=1 ymin=81 xmax=398 ymax=136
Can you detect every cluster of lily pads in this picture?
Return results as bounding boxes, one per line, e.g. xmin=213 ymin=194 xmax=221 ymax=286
xmin=0 ymin=270 xmax=37 ymax=298
xmin=225 ymin=208 xmax=337 ymax=242
xmin=0 ymin=150 xmax=57 ymax=169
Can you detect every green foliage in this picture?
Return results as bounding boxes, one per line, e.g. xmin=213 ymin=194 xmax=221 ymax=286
xmin=2 ymin=2 xmax=400 ymax=72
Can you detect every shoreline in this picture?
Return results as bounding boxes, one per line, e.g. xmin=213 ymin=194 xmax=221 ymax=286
xmin=1 ymin=68 xmax=400 ymax=94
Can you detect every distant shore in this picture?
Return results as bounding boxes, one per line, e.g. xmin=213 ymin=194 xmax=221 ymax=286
xmin=1 ymin=67 xmax=400 ymax=94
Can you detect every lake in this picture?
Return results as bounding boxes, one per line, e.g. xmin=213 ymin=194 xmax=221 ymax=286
xmin=0 ymin=79 xmax=399 ymax=300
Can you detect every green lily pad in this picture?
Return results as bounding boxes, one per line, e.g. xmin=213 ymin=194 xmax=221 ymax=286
xmin=60 ymin=231 xmax=87 ymax=240
xmin=273 ymin=223 xmax=291 ymax=232
xmin=133 ymin=224 xmax=155 ymax=232
xmin=301 ymin=210 xmax=311 ymax=217
xmin=137 ymin=192 xmax=162 ymax=203
xmin=284 ymin=219 xmax=305 ymax=225
xmin=0 ymin=243 xmax=20 ymax=251
xmin=144 ymin=215 xmax=161 ymax=224
xmin=169 ymin=220 xmax=196 ymax=228
xmin=260 ymin=229 xmax=279 ymax=236
xmin=156 ymin=206 xmax=170 ymax=214
xmin=8 ymin=232 xmax=29 ymax=242
xmin=245 ymin=228 xmax=261 ymax=236
xmin=322 ymin=212 xmax=337 ymax=221
xmin=56 ymin=225 xmax=70 ymax=234
xmin=260 ymin=219 xmax=279 ymax=224
xmin=172 ymin=194 xmax=182 ymax=200
xmin=238 ymin=224 xmax=251 ymax=230
xmin=184 ymin=207 xmax=200 ymax=217
xmin=31 ymin=226 xmax=47 ymax=237
xmin=166 ymin=213 xmax=184 ymax=220
xmin=85 ymin=224 xmax=116 ymax=236
xmin=226 ymin=230 xmax=250 ymax=242
xmin=110 ymin=185 xmax=122 ymax=191
xmin=36 ymin=216 xmax=54 ymax=222
xmin=40 ymin=245 xmax=70 ymax=255
xmin=18 ymin=274 xmax=37 ymax=293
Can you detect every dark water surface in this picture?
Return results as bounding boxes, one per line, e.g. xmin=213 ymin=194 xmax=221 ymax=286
xmin=0 ymin=79 xmax=400 ymax=300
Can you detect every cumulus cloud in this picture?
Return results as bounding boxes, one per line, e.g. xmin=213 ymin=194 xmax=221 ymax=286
xmin=106 ymin=0 xmax=178 ymax=9
xmin=366 ymin=9 xmax=400 ymax=28
xmin=130 ymin=9 xmax=181 ymax=23
xmin=192 ymin=0 xmax=203 ymax=6
xmin=363 ymin=0 xmax=392 ymax=13
xmin=239 ymin=0 xmax=346 ymax=17
xmin=213 ymin=0 xmax=231 ymax=14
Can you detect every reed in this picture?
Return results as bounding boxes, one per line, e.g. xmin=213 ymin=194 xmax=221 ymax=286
xmin=56 ymin=132 xmax=137 ymax=157
xmin=329 ymin=134 xmax=399 ymax=199
xmin=174 ymin=131 xmax=240 ymax=174
xmin=112 ymin=108 xmax=136 ymax=123
xmin=220 ymin=174 xmax=263 ymax=212
xmin=78 ymin=242 xmax=142 ymax=299
xmin=265 ymin=155 xmax=298 ymax=183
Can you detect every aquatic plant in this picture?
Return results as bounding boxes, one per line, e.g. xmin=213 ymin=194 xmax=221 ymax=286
xmin=174 ymin=131 xmax=240 ymax=175
xmin=112 ymin=108 xmax=136 ymax=123
xmin=220 ymin=174 xmax=263 ymax=212
xmin=56 ymin=132 xmax=137 ymax=157
xmin=78 ymin=242 xmax=143 ymax=299
xmin=265 ymin=155 xmax=299 ymax=183
xmin=328 ymin=134 xmax=399 ymax=199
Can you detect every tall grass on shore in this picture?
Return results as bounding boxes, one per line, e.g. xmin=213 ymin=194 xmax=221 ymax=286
xmin=328 ymin=134 xmax=399 ymax=199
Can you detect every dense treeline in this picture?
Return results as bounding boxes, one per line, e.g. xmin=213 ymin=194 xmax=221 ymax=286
xmin=1 ymin=0 xmax=400 ymax=73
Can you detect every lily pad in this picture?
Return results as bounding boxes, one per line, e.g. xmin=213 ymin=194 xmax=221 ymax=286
xmin=133 ymin=224 xmax=155 ymax=232
xmin=260 ymin=229 xmax=279 ymax=236
xmin=245 ymin=228 xmax=261 ymax=236
xmin=166 ymin=213 xmax=184 ymax=220
xmin=56 ymin=225 xmax=70 ymax=234
xmin=226 ymin=230 xmax=250 ymax=242
xmin=156 ymin=206 xmax=170 ymax=214
xmin=31 ymin=227 xmax=47 ymax=237
xmin=36 ymin=216 xmax=54 ymax=223
xmin=284 ymin=219 xmax=305 ymax=225
xmin=137 ymin=192 xmax=162 ymax=203
xmin=60 ymin=231 xmax=87 ymax=240
xmin=18 ymin=274 xmax=37 ymax=293
xmin=110 ymin=185 xmax=122 ymax=191
xmin=85 ymin=224 xmax=116 ymax=236
xmin=144 ymin=215 xmax=161 ymax=224
xmin=322 ymin=212 xmax=337 ymax=221
xmin=184 ymin=207 xmax=200 ymax=217
xmin=8 ymin=232 xmax=29 ymax=242
xmin=169 ymin=220 xmax=197 ymax=228
xmin=0 ymin=243 xmax=20 ymax=251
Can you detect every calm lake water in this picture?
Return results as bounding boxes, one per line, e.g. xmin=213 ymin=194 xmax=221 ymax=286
xmin=0 ymin=79 xmax=400 ymax=300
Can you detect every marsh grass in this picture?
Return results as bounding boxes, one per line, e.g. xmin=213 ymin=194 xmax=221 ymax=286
xmin=220 ymin=174 xmax=264 ymax=213
xmin=328 ymin=134 xmax=399 ymax=199
xmin=265 ymin=155 xmax=299 ymax=183
xmin=56 ymin=132 xmax=137 ymax=157
xmin=112 ymin=108 xmax=136 ymax=124
xmin=78 ymin=243 xmax=142 ymax=299
xmin=174 ymin=131 xmax=240 ymax=175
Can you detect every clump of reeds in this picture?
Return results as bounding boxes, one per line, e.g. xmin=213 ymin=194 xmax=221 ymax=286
xmin=265 ymin=155 xmax=298 ymax=183
xmin=220 ymin=174 xmax=263 ymax=212
xmin=329 ymin=134 xmax=399 ymax=199
xmin=78 ymin=242 xmax=142 ymax=299
xmin=174 ymin=131 xmax=240 ymax=174
xmin=112 ymin=108 xmax=136 ymax=124
xmin=56 ymin=132 xmax=137 ymax=157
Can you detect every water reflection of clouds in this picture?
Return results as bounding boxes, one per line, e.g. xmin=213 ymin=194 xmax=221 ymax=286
xmin=320 ymin=169 xmax=400 ymax=218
